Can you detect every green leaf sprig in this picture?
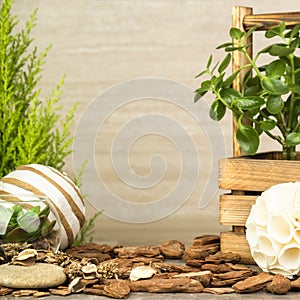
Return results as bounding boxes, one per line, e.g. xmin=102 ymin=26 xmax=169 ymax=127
xmin=195 ymin=22 xmax=300 ymax=160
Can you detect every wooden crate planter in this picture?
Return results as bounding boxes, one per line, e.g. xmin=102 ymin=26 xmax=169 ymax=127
xmin=219 ymin=151 xmax=300 ymax=264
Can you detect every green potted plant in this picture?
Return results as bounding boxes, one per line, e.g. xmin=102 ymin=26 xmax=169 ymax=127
xmin=195 ymin=22 xmax=300 ymax=160
xmin=194 ymin=9 xmax=300 ymax=264
xmin=0 ymin=0 xmax=76 ymax=178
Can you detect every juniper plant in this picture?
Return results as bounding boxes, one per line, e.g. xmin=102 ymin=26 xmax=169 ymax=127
xmin=0 ymin=0 xmax=77 ymax=177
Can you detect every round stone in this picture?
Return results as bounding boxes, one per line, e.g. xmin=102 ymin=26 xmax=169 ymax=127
xmin=0 ymin=263 xmax=67 ymax=289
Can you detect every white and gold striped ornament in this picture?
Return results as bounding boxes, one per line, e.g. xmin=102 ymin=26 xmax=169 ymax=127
xmin=0 ymin=164 xmax=85 ymax=250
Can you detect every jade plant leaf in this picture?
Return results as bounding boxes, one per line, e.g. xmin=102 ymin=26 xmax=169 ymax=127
xmin=209 ymin=100 xmax=226 ymax=121
xmin=266 ymin=95 xmax=284 ymax=114
xmin=236 ymin=124 xmax=259 ymax=155
xmin=261 ymin=77 xmax=289 ymax=95
xmin=286 ymin=132 xmax=300 ymax=146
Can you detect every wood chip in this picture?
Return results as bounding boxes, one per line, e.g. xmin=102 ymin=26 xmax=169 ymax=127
xmin=291 ymin=277 xmax=300 ymax=289
xmin=201 ymin=263 xmax=233 ymax=273
xmin=130 ymin=277 xmax=203 ymax=293
xmin=49 ymin=288 xmax=72 ymax=296
xmin=185 ymin=259 xmax=205 ymax=268
xmin=203 ymin=287 xmax=236 ymax=295
xmin=83 ymin=287 xmax=105 ymax=296
xmin=33 ymin=291 xmax=51 ymax=298
xmin=12 ymin=289 xmax=39 ymax=297
xmin=205 ymin=251 xmax=241 ymax=264
xmin=66 ymin=243 xmax=115 ymax=262
xmin=103 ymin=280 xmax=131 ymax=299
xmin=160 ymin=240 xmax=185 ymax=259
xmin=0 ymin=286 xmax=13 ymax=296
xmin=114 ymin=245 xmax=161 ymax=259
xmin=173 ymin=271 xmax=212 ymax=287
xmin=183 ymin=244 xmax=220 ymax=261
xmin=266 ymin=274 xmax=291 ymax=295
xmin=212 ymin=270 xmax=253 ymax=287
xmin=193 ymin=235 xmax=220 ymax=246
xmin=153 ymin=262 xmax=199 ymax=273
xmin=233 ymin=272 xmax=274 ymax=293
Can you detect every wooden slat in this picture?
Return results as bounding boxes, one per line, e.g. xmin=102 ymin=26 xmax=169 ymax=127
xmin=219 ymin=155 xmax=300 ymax=191
xmin=244 ymin=11 xmax=300 ymax=31
xmin=220 ymin=194 xmax=257 ymax=226
xmin=220 ymin=231 xmax=255 ymax=264
xmin=232 ymin=6 xmax=253 ymax=157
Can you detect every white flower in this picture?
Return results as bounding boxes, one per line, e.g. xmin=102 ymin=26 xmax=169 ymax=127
xmin=246 ymin=182 xmax=300 ymax=277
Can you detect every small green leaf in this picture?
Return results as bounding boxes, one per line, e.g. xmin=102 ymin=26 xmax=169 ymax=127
xmin=260 ymin=119 xmax=276 ymax=131
xmin=236 ymin=124 xmax=259 ymax=155
xmin=206 ymin=54 xmax=213 ymax=69
xmin=216 ymin=42 xmax=234 ymax=49
xmin=265 ymin=22 xmax=285 ymax=38
xmin=266 ymin=95 xmax=284 ymax=114
xmin=285 ymin=24 xmax=300 ymax=39
xmin=245 ymin=25 xmax=261 ymax=38
xmin=225 ymin=46 xmax=245 ymax=52
xmin=236 ymin=96 xmax=264 ymax=110
xmin=194 ymin=92 xmax=202 ymax=103
xmin=218 ymin=53 xmax=231 ymax=74
xmin=286 ymin=132 xmax=300 ymax=146
xmin=209 ymin=100 xmax=226 ymax=121
xmin=220 ymin=88 xmax=241 ymax=106
xmin=288 ymin=84 xmax=300 ymax=94
xmin=265 ymin=60 xmax=286 ymax=78
xmin=261 ymin=77 xmax=289 ymax=95
xmin=195 ymin=69 xmax=208 ymax=78
xmin=269 ymin=44 xmax=294 ymax=56
xmin=230 ymin=27 xmax=244 ymax=39
xmin=223 ymin=69 xmax=241 ymax=87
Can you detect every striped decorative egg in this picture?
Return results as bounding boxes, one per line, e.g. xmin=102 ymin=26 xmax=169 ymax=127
xmin=0 ymin=164 xmax=85 ymax=250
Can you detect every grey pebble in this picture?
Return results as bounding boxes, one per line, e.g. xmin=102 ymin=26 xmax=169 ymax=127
xmin=0 ymin=263 xmax=67 ymax=289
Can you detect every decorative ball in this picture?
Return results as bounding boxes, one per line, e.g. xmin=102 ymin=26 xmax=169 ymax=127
xmin=0 ymin=164 xmax=85 ymax=250
xmin=246 ymin=182 xmax=300 ymax=277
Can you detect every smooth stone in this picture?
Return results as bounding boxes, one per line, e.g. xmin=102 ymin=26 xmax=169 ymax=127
xmin=0 ymin=263 xmax=67 ymax=289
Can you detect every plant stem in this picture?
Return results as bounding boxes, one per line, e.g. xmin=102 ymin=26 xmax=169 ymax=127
xmin=283 ymin=145 xmax=297 ymax=160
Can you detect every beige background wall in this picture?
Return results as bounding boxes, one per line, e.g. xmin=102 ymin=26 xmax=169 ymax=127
xmin=11 ymin=0 xmax=300 ymax=246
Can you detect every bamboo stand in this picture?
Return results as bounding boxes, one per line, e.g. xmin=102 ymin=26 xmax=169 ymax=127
xmin=219 ymin=7 xmax=300 ymax=264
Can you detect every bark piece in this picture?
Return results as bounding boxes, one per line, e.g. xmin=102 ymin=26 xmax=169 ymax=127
xmin=183 ymin=244 xmax=220 ymax=261
xmin=132 ymin=257 xmax=163 ymax=264
xmin=160 ymin=240 xmax=185 ymax=259
xmin=130 ymin=277 xmax=203 ymax=293
xmin=103 ymin=280 xmax=131 ymax=299
xmin=173 ymin=271 xmax=212 ymax=287
xmin=203 ymin=287 xmax=236 ymax=295
xmin=49 ymin=288 xmax=72 ymax=296
xmin=291 ymin=277 xmax=300 ymax=289
xmin=205 ymin=251 xmax=241 ymax=264
xmin=0 ymin=286 xmax=13 ymax=296
xmin=153 ymin=262 xmax=199 ymax=274
xmin=233 ymin=272 xmax=274 ymax=293
xmin=266 ymin=274 xmax=291 ymax=295
xmin=66 ymin=243 xmax=114 ymax=262
xmin=185 ymin=259 xmax=205 ymax=268
xmin=193 ymin=235 xmax=220 ymax=246
xmin=114 ymin=245 xmax=161 ymax=259
xmin=33 ymin=291 xmax=51 ymax=298
xmin=12 ymin=289 xmax=39 ymax=297
xmin=212 ymin=270 xmax=253 ymax=287
xmin=201 ymin=263 xmax=233 ymax=273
